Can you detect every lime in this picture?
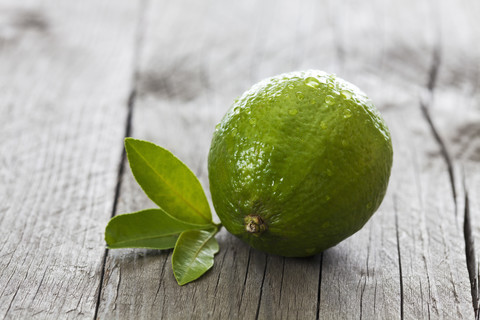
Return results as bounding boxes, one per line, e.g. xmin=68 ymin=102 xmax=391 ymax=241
xmin=208 ymin=70 xmax=393 ymax=257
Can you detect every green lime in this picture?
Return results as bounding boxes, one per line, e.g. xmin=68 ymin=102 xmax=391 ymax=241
xmin=208 ymin=70 xmax=393 ymax=257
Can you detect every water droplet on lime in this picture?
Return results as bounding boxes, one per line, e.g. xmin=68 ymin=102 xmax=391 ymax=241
xmin=296 ymin=92 xmax=305 ymax=101
xmin=288 ymin=84 xmax=294 ymax=89
xmin=305 ymin=77 xmax=321 ymax=89
xmin=289 ymin=109 xmax=298 ymax=115
xmin=325 ymin=95 xmax=335 ymax=105
xmin=249 ymin=118 xmax=256 ymax=125
xmin=343 ymin=109 xmax=352 ymax=118
xmin=341 ymin=90 xmax=352 ymax=99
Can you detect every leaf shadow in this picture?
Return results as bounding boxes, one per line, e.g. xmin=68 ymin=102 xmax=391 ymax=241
xmin=108 ymin=247 xmax=172 ymax=262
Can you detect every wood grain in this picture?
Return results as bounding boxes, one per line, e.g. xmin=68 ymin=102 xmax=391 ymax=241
xmin=0 ymin=0 xmax=138 ymax=318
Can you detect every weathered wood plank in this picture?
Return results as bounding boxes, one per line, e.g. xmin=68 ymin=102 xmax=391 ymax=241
xmin=316 ymin=0 xmax=474 ymax=318
xmin=313 ymin=0 xmax=424 ymax=318
xmin=428 ymin=0 xmax=480 ymax=316
xmin=98 ymin=1 xmax=270 ymax=317
xmin=0 ymin=0 xmax=138 ymax=318
xmin=98 ymin=0 xmax=477 ymax=319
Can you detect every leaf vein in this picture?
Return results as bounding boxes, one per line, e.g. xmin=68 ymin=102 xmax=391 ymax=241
xmin=129 ymin=141 xmax=211 ymax=222
xmin=110 ymin=233 xmax=179 ymax=247
xmin=178 ymin=230 xmax=216 ymax=281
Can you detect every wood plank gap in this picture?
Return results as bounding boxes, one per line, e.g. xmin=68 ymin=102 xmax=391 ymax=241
xmin=421 ymin=42 xmax=479 ymax=318
xmin=315 ymin=253 xmax=323 ymax=320
xmin=93 ymin=1 xmax=150 ymax=318
xmin=237 ymin=247 xmax=252 ymax=314
xmin=426 ymin=45 xmax=441 ymax=92
xmin=463 ymin=173 xmax=479 ymax=319
xmin=92 ymin=84 xmax=135 ymax=320
xmin=394 ymin=195 xmax=404 ymax=320
xmin=278 ymin=257 xmax=285 ymax=307
xmin=153 ymin=256 xmax=169 ymax=305
xmin=420 ymin=46 xmax=457 ymax=214
xmin=419 ymin=100 xmax=457 ymax=213
xmin=255 ymin=255 xmax=268 ymax=320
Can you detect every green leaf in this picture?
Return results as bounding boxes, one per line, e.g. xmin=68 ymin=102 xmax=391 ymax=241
xmin=172 ymin=228 xmax=220 ymax=285
xmin=124 ymin=138 xmax=212 ymax=225
xmin=105 ymin=208 xmax=205 ymax=249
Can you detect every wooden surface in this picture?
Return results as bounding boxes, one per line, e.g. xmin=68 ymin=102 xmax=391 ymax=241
xmin=1 ymin=0 xmax=479 ymax=319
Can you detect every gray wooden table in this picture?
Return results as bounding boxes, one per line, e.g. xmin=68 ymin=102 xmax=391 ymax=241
xmin=1 ymin=0 xmax=479 ymax=319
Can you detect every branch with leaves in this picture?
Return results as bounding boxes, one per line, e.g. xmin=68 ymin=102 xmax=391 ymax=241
xmin=105 ymin=138 xmax=220 ymax=285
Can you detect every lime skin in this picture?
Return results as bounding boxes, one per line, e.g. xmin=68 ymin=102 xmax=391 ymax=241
xmin=208 ymin=70 xmax=393 ymax=257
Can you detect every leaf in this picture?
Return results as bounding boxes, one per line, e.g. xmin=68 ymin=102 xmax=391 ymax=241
xmin=124 ymin=138 xmax=212 ymax=226
xmin=105 ymin=208 xmax=206 ymax=249
xmin=172 ymin=228 xmax=220 ymax=285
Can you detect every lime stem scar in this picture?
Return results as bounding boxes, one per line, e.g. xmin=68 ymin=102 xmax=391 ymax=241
xmin=244 ymin=214 xmax=267 ymax=235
